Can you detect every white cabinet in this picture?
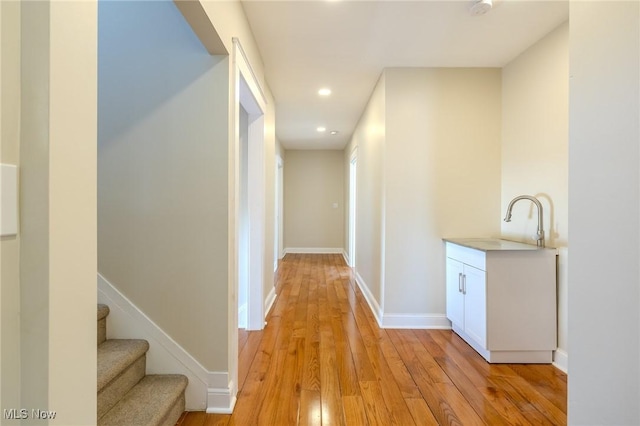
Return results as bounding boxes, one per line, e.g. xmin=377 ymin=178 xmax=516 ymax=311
xmin=445 ymin=258 xmax=486 ymax=348
xmin=445 ymin=258 xmax=465 ymax=331
xmin=445 ymin=239 xmax=557 ymax=364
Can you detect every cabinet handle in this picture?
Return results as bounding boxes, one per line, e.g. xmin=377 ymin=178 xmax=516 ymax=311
xmin=458 ymin=273 xmax=462 ymax=293
xmin=462 ymin=274 xmax=467 ymax=295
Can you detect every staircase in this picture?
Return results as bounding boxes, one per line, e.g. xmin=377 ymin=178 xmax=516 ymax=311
xmin=97 ymin=304 xmax=188 ymax=426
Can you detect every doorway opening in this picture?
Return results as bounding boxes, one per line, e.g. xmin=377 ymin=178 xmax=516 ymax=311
xmin=231 ymin=38 xmax=268 ymax=410
xmin=237 ymin=72 xmax=265 ymax=331
xmin=238 ymin=104 xmax=250 ymax=329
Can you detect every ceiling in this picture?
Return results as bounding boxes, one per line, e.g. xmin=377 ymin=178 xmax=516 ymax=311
xmin=241 ymin=0 xmax=569 ymax=150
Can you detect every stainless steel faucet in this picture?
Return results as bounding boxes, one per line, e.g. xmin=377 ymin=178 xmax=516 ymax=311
xmin=503 ymin=195 xmax=545 ymax=248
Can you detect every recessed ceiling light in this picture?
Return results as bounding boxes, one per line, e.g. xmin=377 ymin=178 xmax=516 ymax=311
xmin=317 ymin=127 xmax=326 ymax=132
xmin=330 ymin=131 xmax=339 ymax=135
xmin=318 ymin=88 xmax=332 ymax=96
xmin=469 ymin=0 xmax=492 ymax=16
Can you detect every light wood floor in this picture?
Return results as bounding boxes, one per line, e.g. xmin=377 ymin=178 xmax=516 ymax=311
xmin=177 ymin=253 xmax=567 ymax=426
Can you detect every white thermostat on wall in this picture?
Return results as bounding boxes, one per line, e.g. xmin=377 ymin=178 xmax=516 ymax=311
xmin=1 ymin=163 xmax=18 ymax=237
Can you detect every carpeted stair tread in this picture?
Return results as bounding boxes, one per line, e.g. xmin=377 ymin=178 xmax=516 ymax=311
xmin=98 ymin=354 xmax=146 ymax=419
xmin=98 ymin=305 xmax=110 ymax=346
xmin=98 ymin=304 xmax=110 ymax=321
xmin=98 ymin=375 xmax=188 ymax=426
xmin=98 ymin=339 xmax=149 ymax=391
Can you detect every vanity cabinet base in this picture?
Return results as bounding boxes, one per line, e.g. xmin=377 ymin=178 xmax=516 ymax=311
xmin=452 ymin=324 xmax=553 ymax=364
xmin=444 ymin=239 xmax=557 ymax=365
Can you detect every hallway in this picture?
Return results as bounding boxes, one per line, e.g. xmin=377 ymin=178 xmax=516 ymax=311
xmin=178 ymin=254 xmax=566 ymax=425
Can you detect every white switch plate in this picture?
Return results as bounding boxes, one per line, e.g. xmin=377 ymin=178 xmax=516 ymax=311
xmin=1 ymin=164 xmax=18 ymax=236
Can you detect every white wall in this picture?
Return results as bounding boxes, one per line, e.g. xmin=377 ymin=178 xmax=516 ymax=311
xmin=47 ymin=5 xmax=98 ymax=422
xmin=501 ymin=22 xmax=569 ymax=370
xmin=345 ymin=69 xmax=501 ymax=325
xmin=502 ymin=23 xmax=568 ymax=248
xmin=0 ymin=1 xmax=3 ymax=412
xmin=98 ymin=0 xmax=229 ymax=371
xmin=98 ymin=0 xmax=278 ymax=408
xmin=568 ymin=2 xmax=639 ymax=424
xmin=383 ymin=68 xmax=502 ymax=320
xmin=284 ymin=150 xmax=344 ymax=251
xmin=195 ymin=4 xmax=277 ymax=292
xmin=193 ymin=2 xmax=278 ymax=403
xmin=20 ymin=1 xmax=97 ymax=423
xmin=20 ymin=2 xmax=50 ymax=412
xmin=0 ymin=1 xmax=21 ymax=418
xmin=344 ymin=74 xmax=386 ymax=305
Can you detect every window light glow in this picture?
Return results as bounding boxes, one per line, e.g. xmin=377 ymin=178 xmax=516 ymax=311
xmin=318 ymin=88 xmax=332 ymax=96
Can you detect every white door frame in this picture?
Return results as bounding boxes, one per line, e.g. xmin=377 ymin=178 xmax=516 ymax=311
xmin=230 ymin=38 xmax=267 ymax=410
xmin=274 ymin=155 xmax=284 ymax=271
xmin=348 ymin=147 xmax=358 ymax=268
xmin=232 ymin=38 xmax=267 ymax=336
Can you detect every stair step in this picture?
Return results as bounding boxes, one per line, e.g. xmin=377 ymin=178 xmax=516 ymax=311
xmin=98 ymin=375 xmax=188 ymax=426
xmin=97 ymin=304 xmax=110 ymax=346
xmin=98 ymin=304 xmax=110 ymax=321
xmin=98 ymin=339 xmax=149 ymax=418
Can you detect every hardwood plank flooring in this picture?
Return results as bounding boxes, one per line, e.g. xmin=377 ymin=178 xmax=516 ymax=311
xmin=177 ymin=254 xmax=567 ymax=426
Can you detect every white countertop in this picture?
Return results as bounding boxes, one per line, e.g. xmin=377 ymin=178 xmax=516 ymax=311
xmin=443 ymin=238 xmax=555 ymax=252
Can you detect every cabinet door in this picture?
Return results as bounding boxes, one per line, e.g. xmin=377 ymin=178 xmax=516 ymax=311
xmin=446 ymin=258 xmax=465 ymax=328
xmin=463 ymin=264 xmax=487 ymax=348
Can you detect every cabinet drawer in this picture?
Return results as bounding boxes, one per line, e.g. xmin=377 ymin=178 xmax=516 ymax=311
xmin=445 ymin=242 xmax=486 ymax=271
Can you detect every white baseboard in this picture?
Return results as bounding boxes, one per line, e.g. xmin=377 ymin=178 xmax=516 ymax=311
xmin=98 ymin=273 xmax=235 ymax=413
xmin=354 ymin=272 xmax=383 ymax=327
xmin=354 ymin=272 xmax=451 ymax=330
xmin=381 ymin=313 xmax=451 ymax=329
xmin=206 ymin=380 xmax=236 ymax=414
xmin=342 ymin=250 xmax=350 ymax=266
xmin=553 ymin=348 xmax=568 ymax=374
xmin=284 ymin=247 xmax=345 ymax=254
xmin=264 ymin=286 xmax=276 ymax=317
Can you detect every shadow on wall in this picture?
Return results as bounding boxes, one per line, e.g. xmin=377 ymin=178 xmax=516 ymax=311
xmin=534 ymin=192 xmax=560 ymax=247
xmin=98 ymin=0 xmax=224 ymax=146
